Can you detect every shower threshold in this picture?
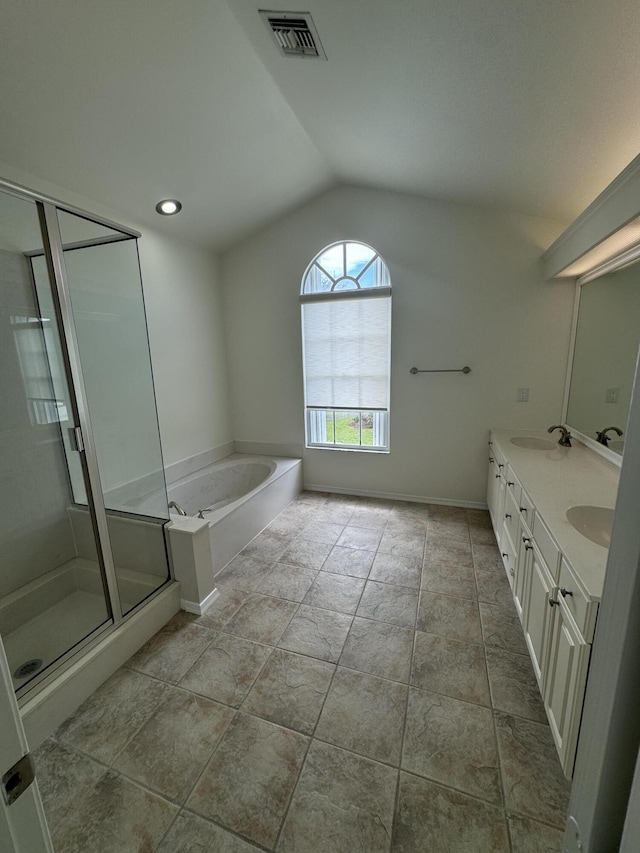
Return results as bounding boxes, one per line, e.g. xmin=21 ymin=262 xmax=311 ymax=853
xmin=0 ymin=557 xmax=168 ymax=691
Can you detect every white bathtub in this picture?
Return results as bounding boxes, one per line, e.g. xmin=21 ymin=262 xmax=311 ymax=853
xmin=166 ymin=454 xmax=302 ymax=574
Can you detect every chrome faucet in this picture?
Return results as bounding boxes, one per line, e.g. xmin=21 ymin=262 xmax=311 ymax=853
xmin=596 ymin=426 xmax=623 ymax=446
xmin=168 ymin=500 xmax=188 ymax=516
xmin=548 ymin=425 xmax=572 ymax=447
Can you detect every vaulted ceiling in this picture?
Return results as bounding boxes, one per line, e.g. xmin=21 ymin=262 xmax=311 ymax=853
xmin=1 ymin=0 xmax=639 ymax=250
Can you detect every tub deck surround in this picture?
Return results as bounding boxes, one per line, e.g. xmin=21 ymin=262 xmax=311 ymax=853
xmin=165 ymin=454 xmax=303 ymax=610
xmin=491 ymin=429 xmax=619 ymax=599
xmin=34 ymin=492 xmax=567 ymax=851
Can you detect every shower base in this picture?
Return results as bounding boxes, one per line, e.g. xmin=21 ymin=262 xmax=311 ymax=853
xmin=0 ymin=557 xmax=167 ymax=691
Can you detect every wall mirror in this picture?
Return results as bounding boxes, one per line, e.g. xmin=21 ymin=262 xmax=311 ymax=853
xmin=564 ymin=254 xmax=640 ymax=458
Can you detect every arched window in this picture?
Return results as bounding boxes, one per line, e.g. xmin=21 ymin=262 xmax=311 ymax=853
xmin=300 ymin=240 xmax=391 ymax=451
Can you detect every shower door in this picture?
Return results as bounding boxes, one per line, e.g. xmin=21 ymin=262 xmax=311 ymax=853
xmin=0 ymin=190 xmax=113 ymax=694
xmin=0 ymin=182 xmax=172 ymax=699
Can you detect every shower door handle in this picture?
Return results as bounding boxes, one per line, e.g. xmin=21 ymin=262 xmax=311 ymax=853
xmin=68 ymin=426 xmax=85 ymax=453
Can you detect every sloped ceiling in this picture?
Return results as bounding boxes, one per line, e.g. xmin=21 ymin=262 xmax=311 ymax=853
xmin=1 ymin=0 xmax=640 ymax=250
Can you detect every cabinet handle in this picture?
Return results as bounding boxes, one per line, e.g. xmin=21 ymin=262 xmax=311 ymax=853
xmin=488 ymin=441 xmax=493 ymax=445
xmin=502 ymin=552 xmax=508 ymax=558
xmin=560 ymin=587 xmax=573 ymax=597
xmin=509 ymin=568 xmax=515 ymax=576
xmin=498 ymin=464 xmax=505 ymax=469
xmin=489 ymin=457 xmax=495 ymax=463
xmin=521 ymin=536 xmax=533 ymax=551
xmin=519 ymin=506 xmax=527 ymax=513
xmin=505 ymin=513 xmax=512 ymax=519
xmin=507 ymin=481 xmax=515 ymax=487
xmin=549 ymin=597 xmax=559 ymax=607
xmin=495 ymin=474 xmax=501 ymax=479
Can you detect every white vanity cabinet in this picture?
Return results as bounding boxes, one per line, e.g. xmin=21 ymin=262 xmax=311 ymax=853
xmin=486 ymin=430 xmax=617 ymax=779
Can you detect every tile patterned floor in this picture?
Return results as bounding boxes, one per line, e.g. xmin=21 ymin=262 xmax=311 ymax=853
xmin=35 ymin=493 xmax=570 ymax=852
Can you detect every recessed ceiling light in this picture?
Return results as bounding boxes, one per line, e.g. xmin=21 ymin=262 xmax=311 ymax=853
xmin=155 ymin=199 xmax=182 ymax=215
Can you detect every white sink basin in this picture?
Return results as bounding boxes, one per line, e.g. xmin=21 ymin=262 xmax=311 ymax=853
xmin=510 ymin=436 xmax=556 ymax=450
xmin=566 ymin=505 xmax=614 ymax=548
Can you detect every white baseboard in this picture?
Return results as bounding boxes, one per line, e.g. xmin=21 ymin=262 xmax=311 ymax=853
xmin=303 ymin=483 xmax=488 ymax=510
xmin=181 ymin=587 xmax=220 ymax=616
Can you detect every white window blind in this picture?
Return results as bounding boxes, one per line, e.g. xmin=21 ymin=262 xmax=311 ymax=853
xmin=301 ymin=294 xmax=391 ymax=410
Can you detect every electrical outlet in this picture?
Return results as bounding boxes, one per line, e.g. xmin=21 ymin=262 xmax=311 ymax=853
xmin=517 ymin=387 xmax=530 ymax=402
xmin=605 ymin=387 xmax=619 ymax=403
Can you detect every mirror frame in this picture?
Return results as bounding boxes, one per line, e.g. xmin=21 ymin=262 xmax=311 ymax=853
xmin=561 ymin=242 xmax=640 ymax=468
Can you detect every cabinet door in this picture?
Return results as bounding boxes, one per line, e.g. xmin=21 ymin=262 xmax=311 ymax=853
xmin=523 ymin=547 xmax=556 ymax=689
xmin=487 ymin=460 xmax=506 ymax=545
xmin=500 ymin=526 xmax=517 ymax=589
xmin=513 ymin=520 xmax=532 ymax=623
xmin=544 ymin=600 xmax=591 ymax=778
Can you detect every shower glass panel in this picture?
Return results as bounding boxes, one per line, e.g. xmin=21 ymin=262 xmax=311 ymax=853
xmin=55 ymin=210 xmax=170 ymax=615
xmin=0 ymin=190 xmax=112 ymax=692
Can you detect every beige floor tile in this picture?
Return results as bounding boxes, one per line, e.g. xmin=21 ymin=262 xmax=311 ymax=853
xmin=476 ymin=569 xmax=514 ymax=609
xmin=240 ymin=530 xmax=290 ymax=561
xmin=156 ymin=811 xmax=262 ymax=852
xmin=369 ymin=552 xmax=422 ymax=588
xmin=56 ymin=669 xmax=169 ymax=764
xmin=197 ymin=587 xmax=251 ymax=630
xmin=187 ymin=713 xmax=308 ymax=848
xmin=417 ymin=591 xmax=483 ymax=644
xmin=35 ymin=739 xmax=107 ymax=846
xmin=402 ymin=687 xmax=502 ymax=804
xmin=480 ymin=602 xmax=529 ymax=654
xmin=222 ymin=593 xmax=298 ymax=645
xmin=126 ymin=616 xmax=215 ymax=683
xmin=214 ymin=555 xmax=273 ymax=591
xmin=113 ymin=687 xmax=234 ymax=802
xmin=421 ymin=559 xmax=477 ymax=600
xmin=495 ymin=711 xmax=571 ymax=829
xmin=337 ymin=525 xmax=383 ymax=551
xmin=339 ymin=616 xmax=414 ymax=682
xmin=427 ymin=519 xmax=470 ymax=543
xmin=507 ymin=815 xmax=566 ymax=851
xmin=322 ymin=545 xmax=375 ymax=577
xmin=278 ymin=740 xmax=397 ymax=853
xmin=301 ymin=572 xmax=366 ymax=614
xmin=486 ymin=646 xmax=547 ymax=723
xmin=278 ymin=538 xmax=332 ymax=570
xmin=392 ymin=773 xmax=510 ymax=852
xmin=356 ymin=579 xmax=419 ymax=628
xmin=242 ymin=648 xmax=335 ymax=734
xmin=298 ymin=520 xmax=345 ymax=544
xmin=54 ymin=770 xmax=178 ymax=853
xmin=254 ymin=563 xmax=318 ymax=602
xmin=411 ymin=631 xmax=490 ymax=706
xmin=473 ymin=543 xmax=504 ymax=573
xmin=278 ymin=604 xmax=352 ymax=662
xmin=315 ymin=667 xmax=407 ymax=765
xmin=180 ymin=632 xmax=271 ymax=707
xmin=378 ymin=530 xmax=426 ymax=559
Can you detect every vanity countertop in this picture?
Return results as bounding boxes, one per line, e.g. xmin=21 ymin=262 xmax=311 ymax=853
xmin=491 ymin=429 xmax=620 ymax=600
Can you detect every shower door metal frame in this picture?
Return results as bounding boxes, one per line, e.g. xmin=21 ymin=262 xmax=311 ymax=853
xmin=37 ymin=202 xmax=124 ymax=623
xmin=0 ymin=176 xmax=173 ymax=702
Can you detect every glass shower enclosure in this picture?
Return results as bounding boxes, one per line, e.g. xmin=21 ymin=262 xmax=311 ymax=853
xmin=0 ymin=181 xmax=172 ymax=699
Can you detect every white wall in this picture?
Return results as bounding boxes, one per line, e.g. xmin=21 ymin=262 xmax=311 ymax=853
xmin=221 ymin=185 xmax=574 ymax=505
xmin=0 ymin=161 xmax=233 ymax=471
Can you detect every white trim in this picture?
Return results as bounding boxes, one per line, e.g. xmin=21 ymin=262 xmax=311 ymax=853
xmin=300 ymin=286 xmax=392 ymax=303
xmin=233 ymin=440 xmax=304 ymax=458
xmin=542 ymin=154 xmax=640 ymax=260
xmin=180 ymin=588 xmax=220 ymax=616
xmin=576 ymin=240 xmax=640 ymax=286
xmin=303 ymin=483 xmax=487 ymax=509
xmin=561 ymin=281 xmax=582 ymax=426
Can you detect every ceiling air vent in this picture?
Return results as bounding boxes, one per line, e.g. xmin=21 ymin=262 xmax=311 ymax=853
xmin=259 ymin=11 xmax=327 ymax=59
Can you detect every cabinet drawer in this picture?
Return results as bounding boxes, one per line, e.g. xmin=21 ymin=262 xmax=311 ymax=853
xmin=491 ymin=440 xmax=507 ymax=471
xmin=558 ymin=558 xmax=598 ymax=642
xmin=533 ymin=513 xmax=561 ymax=580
